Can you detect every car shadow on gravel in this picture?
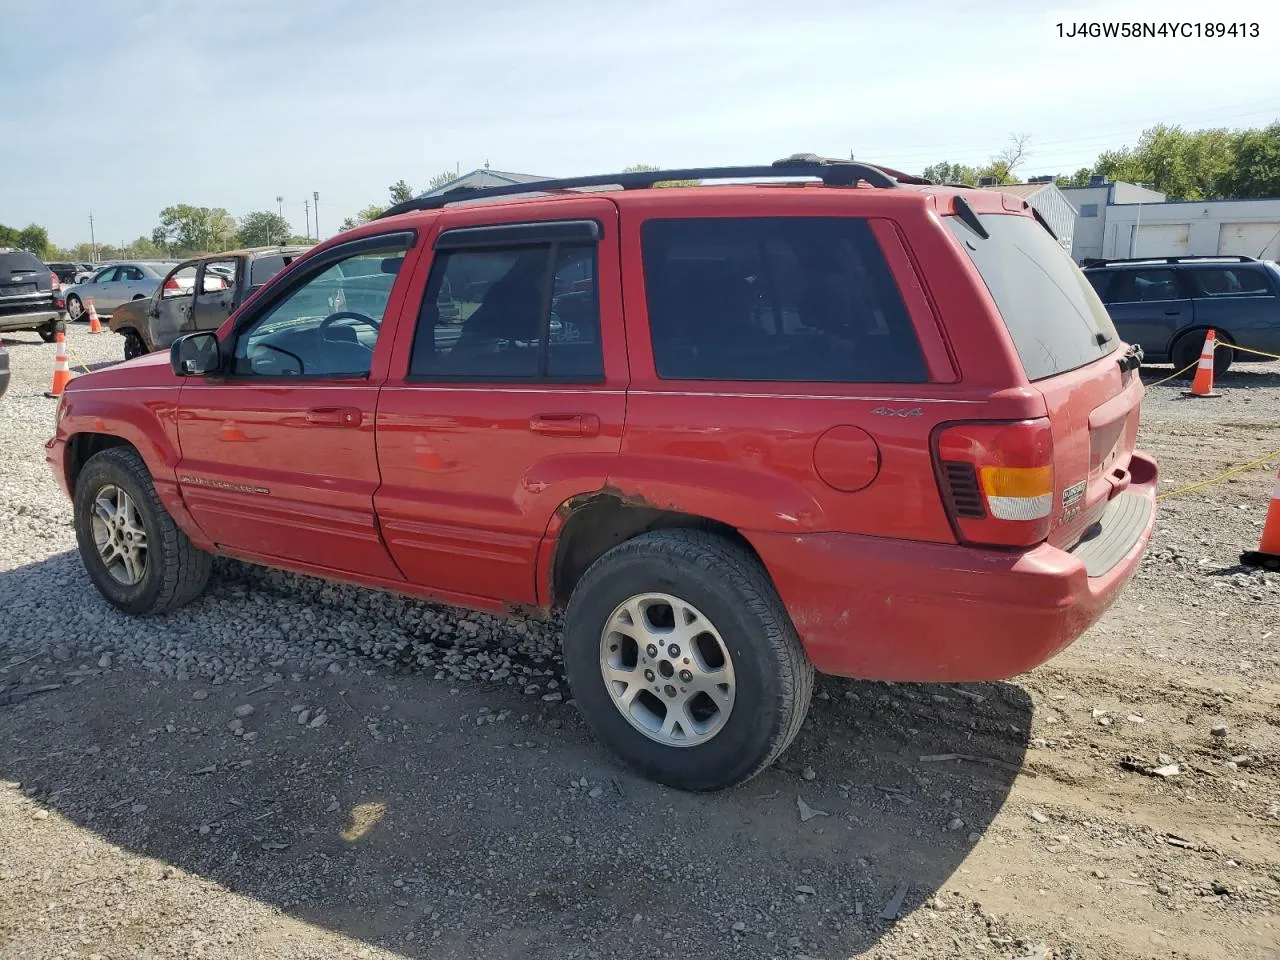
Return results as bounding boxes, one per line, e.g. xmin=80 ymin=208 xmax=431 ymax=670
xmin=1 ymin=552 xmax=1031 ymax=959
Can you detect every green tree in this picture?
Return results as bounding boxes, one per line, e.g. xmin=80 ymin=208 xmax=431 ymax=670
xmin=339 ymin=204 xmax=387 ymax=231
xmin=922 ymin=161 xmax=978 ymax=185
xmin=152 ymin=204 xmax=237 ymax=255
xmin=427 ymin=170 xmax=459 ymax=191
xmin=0 ymin=223 xmax=19 ymax=247
xmin=389 ymin=179 xmax=415 ymax=204
xmin=622 ymin=163 xmax=701 ymax=187
xmin=1056 ymin=168 xmax=1095 ymax=188
xmin=1220 ymin=122 xmax=1280 ymax=199
xmin=237 ymin=210 xmax=293 ymax=247
xmin=16 ymin=223 xmax=49 ymax=256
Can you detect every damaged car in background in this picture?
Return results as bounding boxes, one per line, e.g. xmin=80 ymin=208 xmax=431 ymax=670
xmin=108 ymin=246 xmax=310 ymax=360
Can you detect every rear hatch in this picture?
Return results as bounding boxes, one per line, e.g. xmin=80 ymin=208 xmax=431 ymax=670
xmin=0 ymin=251 xmax=55 ymax=317
xmin=946 ymin=211 xmax=1145 ymax=553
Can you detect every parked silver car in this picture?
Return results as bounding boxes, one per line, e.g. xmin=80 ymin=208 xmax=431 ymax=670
xmin=63 ymin=261 xmax=180 ymax=319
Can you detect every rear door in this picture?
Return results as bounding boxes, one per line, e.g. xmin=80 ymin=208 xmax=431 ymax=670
xmin=374 ymin=199 xmax=627 ymax=608
xmin=1096 ymin=266 xmax=1193 ymax=359
xmin=1184 ymin=264 xmax=1280 ymax=356
xmin=946 ymin=213 xmax=1142 ymax=551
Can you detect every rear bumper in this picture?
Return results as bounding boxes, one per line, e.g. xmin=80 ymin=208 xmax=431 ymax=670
xmin=749 ymin=451 xmax=1158 ymax=682
xmin=0 ymin=308 xmax=64 ymax=332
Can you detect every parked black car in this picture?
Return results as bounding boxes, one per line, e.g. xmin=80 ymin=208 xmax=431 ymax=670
xmin=0 ymin=250 xmax=66 ymax=342
xmin=46 ymin=262 xmax=82 ymax=286
xmin=1083 ymin=255 xmax=1280 ymax=375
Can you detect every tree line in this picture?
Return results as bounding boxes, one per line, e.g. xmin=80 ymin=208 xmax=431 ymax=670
xmin=922 ymin=121 xmax=1280 ymax=200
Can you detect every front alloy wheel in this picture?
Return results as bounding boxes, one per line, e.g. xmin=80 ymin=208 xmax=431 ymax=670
xmin=600 ymin=593 xmax=736 ymax=747
xmin=90 ymin=484 xmax=148 ymax=585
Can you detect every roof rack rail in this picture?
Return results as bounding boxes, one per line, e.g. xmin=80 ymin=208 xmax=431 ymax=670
xmin=1082 ymin=254 xmax=1258 ymax=267
xmin=377 ymin=156 xmax=906 ymax=218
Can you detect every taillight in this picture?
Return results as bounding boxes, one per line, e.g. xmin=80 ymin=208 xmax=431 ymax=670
xmin=50 ymin=272 xmax=60 ymax=291
xmin=163 ymin=278 xmax=181 ymax=292
xmin=934 ymin=418 xmax=1055 ymax=547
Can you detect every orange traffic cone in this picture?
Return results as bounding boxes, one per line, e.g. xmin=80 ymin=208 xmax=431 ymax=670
xmin=44 ymin=328 xmax=72 ymax=398
xmin=1241 ymin=468 xmax=1280 ymax=571
xmin=86 ymin=298 xmax=104 ymax=334
xmin=1185 ymin=329 xmax=1218 ymax=397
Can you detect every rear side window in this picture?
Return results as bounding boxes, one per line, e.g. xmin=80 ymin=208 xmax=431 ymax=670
xmin=1085 ymin=270 xmax=1113 ymax=301
xmin=641 ymin=217 xmax=926 ymax=382
xmin=1187 ymin=267 xmax=1275 ymax=298
xmin=1109 ymin=269 xmax=1181 ymax=303
xmin=249 ymin=255 xmax=295 ymax=287
xmin=948 ymin=214 xmax=1118 ymax=381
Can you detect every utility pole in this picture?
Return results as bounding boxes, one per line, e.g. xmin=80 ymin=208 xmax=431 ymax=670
xmin=276 ymin=195 xmax=283 ymax=218
xmin=304 ymin=198 xmax=311 ymax=240
xmin=313 ymin=191 xmax=320 ymax=239
xmin=88 ymin=212 xmax=97 ymax=262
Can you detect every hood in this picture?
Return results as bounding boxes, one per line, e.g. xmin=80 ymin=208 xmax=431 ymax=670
xmin=66 ymin=347 xmax=178 ymax=391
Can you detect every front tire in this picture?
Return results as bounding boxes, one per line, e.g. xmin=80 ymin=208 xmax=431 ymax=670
xmin=563 ymin=529 xmax=813 ymax=791
xmin=74 ymin=447 xmax=212 ymax=615
xmin=122 ymin=329 xmax=147 ymax=360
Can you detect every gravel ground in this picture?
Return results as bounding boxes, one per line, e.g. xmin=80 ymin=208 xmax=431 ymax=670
xmin=1 ymin=323 xmax=1278 ymax=960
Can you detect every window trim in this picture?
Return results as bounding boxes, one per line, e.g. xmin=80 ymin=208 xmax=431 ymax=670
xmin=213 ymin=230 xmax=416 ymax=381
xmin=406 ymin=239 xmax=605 ymax=384
xmin=435 ymin=219 xmax=601 ymax=250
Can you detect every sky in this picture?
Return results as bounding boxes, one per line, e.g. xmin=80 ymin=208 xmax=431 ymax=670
xmin=2 ymin=0 xmax=1278 ymax=248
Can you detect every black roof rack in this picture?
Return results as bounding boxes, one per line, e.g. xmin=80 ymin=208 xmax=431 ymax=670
xmin=377 ymin=155 xmax=909 ymax=219
xmin=1081 ymin=254 xmax=1257 ymax=268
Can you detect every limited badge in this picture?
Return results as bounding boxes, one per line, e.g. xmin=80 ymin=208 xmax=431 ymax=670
xmin=1062 ymin=479 xmax=1086 ymax=508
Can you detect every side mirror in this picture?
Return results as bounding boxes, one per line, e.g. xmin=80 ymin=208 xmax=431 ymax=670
xmin=170 ymin=331 xmax=222 ymax=377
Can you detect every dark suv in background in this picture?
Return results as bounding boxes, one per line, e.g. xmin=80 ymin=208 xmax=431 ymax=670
xmin=1083 ymin=255 xmax=1280 ymax=375
xmin=0 ymin=250 xmax=66 ymax=342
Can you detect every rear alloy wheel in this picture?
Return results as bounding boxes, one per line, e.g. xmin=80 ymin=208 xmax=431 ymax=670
xmin=123 ymin=329 xmax=147 ymax=360
xmin=74 ymin=447 xmax=212 ymax=615
xmin=66 ymin=295 xmax=84 ymax=321
xmin=563 ymin=529 xmax=813 ymax=791
xmin=1172 ymin=330 xmax=1232 ymax=378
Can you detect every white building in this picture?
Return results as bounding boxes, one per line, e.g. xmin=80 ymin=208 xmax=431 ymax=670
xmin=1061 ymin=178 xmax=1280 ymax=263
xmin=1093 ymin=198 xmax=1280 ymax=261
xmin=1060 ymin=178 xmax=1165 ymax=262
xmin=979 ymin=179 xmax=1077 ymax=252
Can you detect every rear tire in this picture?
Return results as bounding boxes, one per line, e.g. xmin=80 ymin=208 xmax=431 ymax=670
xmin=1172 ymin=330 xmax=1232 ymax=378
xmin=37 ymin=321 xmax=61 ymax=343
xmin=66 ymin=295 xmax=83 ymax=321
xmin=74 ymin=447 xmax=212 ymax=615
xmin=562 ymin=529 xmax=813 ymax=791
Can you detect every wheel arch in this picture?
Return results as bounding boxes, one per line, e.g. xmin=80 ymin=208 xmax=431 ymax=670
xmin=540 ymin=491 xmax=767 ymax=609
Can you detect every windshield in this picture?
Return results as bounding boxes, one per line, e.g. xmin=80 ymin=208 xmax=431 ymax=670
xmin=947 ymin=213 xmax=1119 ymax=381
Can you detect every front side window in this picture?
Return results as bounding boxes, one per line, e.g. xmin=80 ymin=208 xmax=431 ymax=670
xmin=641 ymin=217 xmax=925 ymax=382
xmin=410 ymin=242 xmax=602 ymax=380
xmin=1188 ymin=267 xmax=1274 ymax=298
xmin=231 ymin=241 xmax=408 ymax=377
xmin=197 ymin=259 xmax=236 ymax=296
xmin=117 ymin=266 xmax=145 ymax=281
xmin=161 ymin=265 xmax=196 ymax=299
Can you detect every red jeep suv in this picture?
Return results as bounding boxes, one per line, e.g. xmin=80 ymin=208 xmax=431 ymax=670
xmin=46 ymin=158 xmax=1156 ymax=791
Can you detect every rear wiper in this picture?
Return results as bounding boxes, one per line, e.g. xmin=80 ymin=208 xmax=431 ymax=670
xmin=1095 ymin=331 xmax=1113 ymax=345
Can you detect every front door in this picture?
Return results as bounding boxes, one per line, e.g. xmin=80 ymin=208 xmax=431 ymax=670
xmin=176 ymin=232 xmax=417 ymax=578
xmin=149 ymin=262 xmax=198 ymax=349
xmin=192 ymin=257 xmax=239 ymax=333
xmin=375 ymin=201 xmax=627 ymax=607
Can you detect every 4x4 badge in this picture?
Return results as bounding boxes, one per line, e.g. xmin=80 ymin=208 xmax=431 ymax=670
xmin=870 ymin=407 xmax=922 ymax=418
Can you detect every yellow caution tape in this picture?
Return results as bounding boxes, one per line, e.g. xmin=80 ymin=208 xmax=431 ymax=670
xmin=1156 ymin=447 xmax=1280 ymax=501
xmin=1217 ymin=342 xmax=1280 ymax=362
xmin=63 ymin=342 xmax=94 ymax=375
xmin=1144 ymin=358 xmax=1201 ymax=388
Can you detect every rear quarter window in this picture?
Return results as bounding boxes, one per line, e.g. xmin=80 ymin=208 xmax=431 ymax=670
xmin=947 ymin=214 xmax=1118 ymax=381
xmin=641 ymin=217 xmax=926 ymax=382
